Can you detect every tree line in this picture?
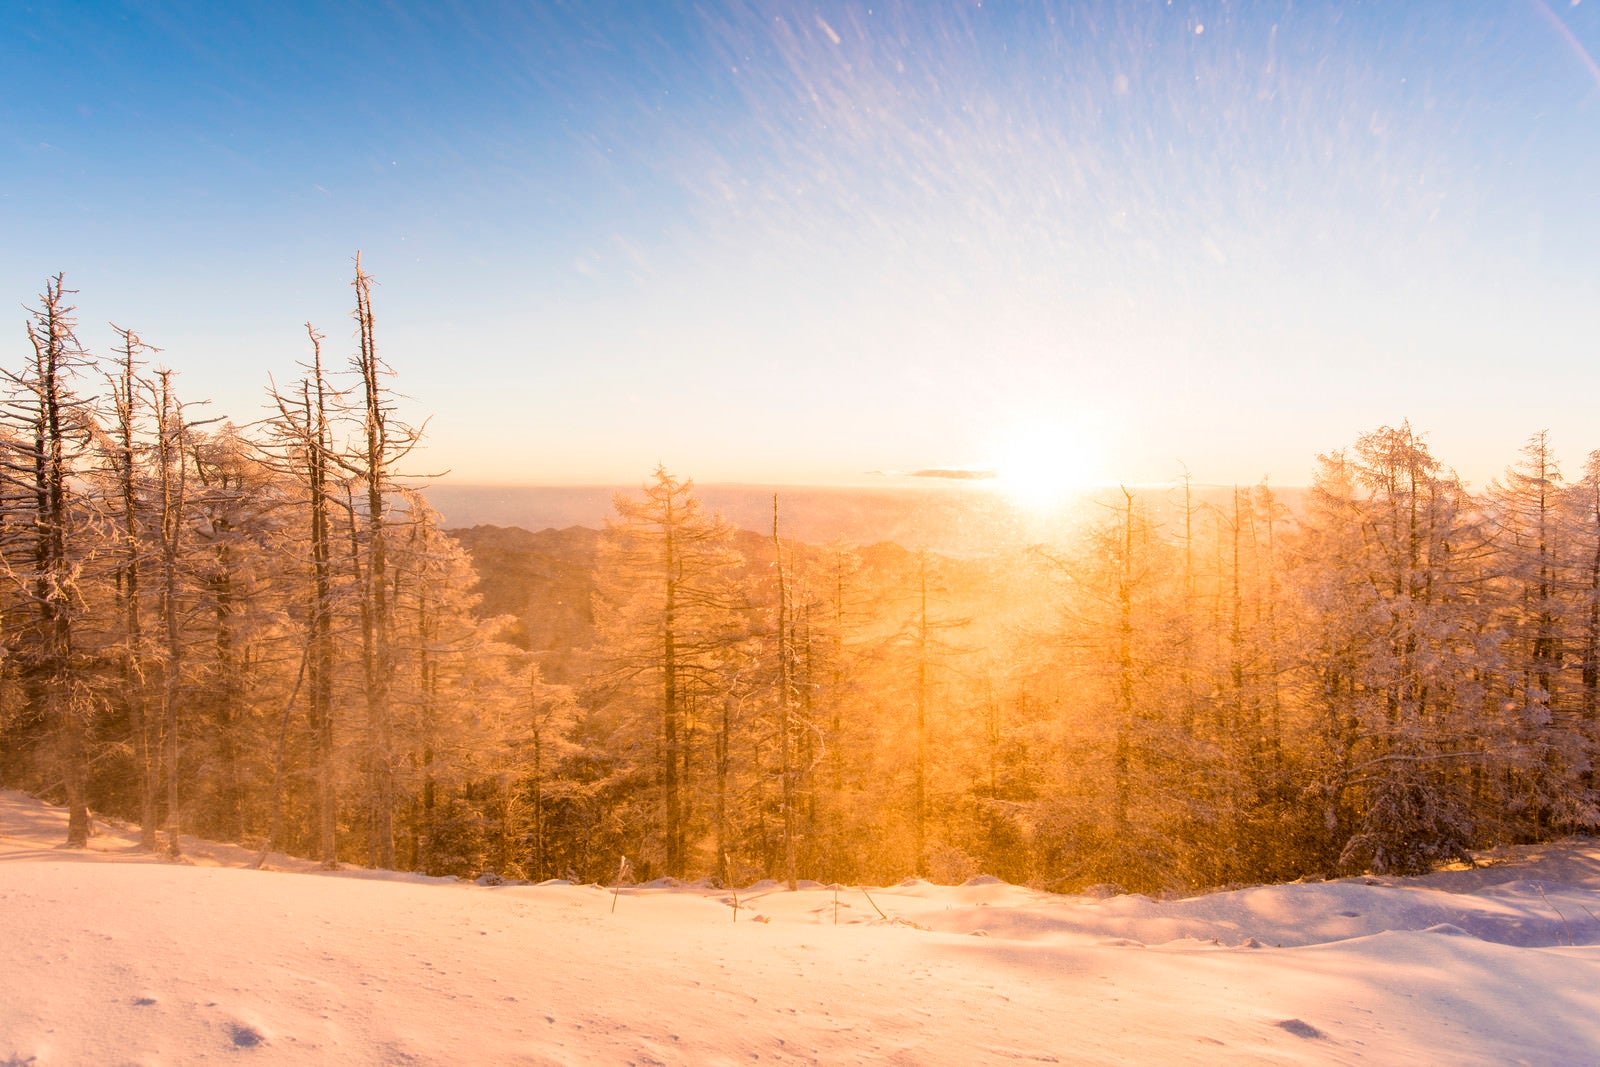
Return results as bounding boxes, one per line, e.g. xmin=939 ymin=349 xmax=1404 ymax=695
xmin=0 ymin=266 xmax=509 ymax=873
xmin=3 ymin=267 xmax=1597 ymax=893
xmin=537 ymin=430 xmax=1600 ymax=892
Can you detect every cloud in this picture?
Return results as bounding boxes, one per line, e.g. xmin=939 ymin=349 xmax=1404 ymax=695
xmin=909 ymin=468 xmax=996 ymax=481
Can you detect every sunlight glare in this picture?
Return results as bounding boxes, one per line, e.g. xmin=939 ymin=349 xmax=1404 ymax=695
xmin=988 ymin=417 xmax=1103 ymax=511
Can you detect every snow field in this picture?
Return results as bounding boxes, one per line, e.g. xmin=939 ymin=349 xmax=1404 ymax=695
xmin=3 ymin=790 xmax=1599 ymax=1065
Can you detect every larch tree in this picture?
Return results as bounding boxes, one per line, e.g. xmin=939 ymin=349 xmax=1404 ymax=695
xmin=147 ymin=370 xmax=219 ymax=857
xmin=186 ymin=422 xmax=287 ymax=843
xmin=341 ymin=254 xmax=425 ymax=870
xmin=1573 ymin=452 xmax=1600 ymax=735
xmin=513 ymin=658 xmax=581 ymax=881
xmin=2 ymin=277 xmax=99 ymax=846
xmin=387 ymin=492 xmax=514 ymax=875
xmin=1028 ymin=485 xmax=1192 ymax=891
xmin=596 ymin=466 xmax=744 ymax=879
xmin=771 ymin=493 xmax=798 ymax=890
xmin=1487 ymin=433 xmax=1567 ymax=714
xmin=1312 ymin=424 xmax=1494 ymax=874
xmin=1291 ymin=449 xmax=1378 ymax=871
xmin=262 ymin=325 xmax=342 ymax=868
xmin=152 ymin=370 xmax=190 ymax=856
xmin=807 ymin=538 xmax=864 ymax=880
xmin=868 ymin=547 xmax=972 ymax=879
xmin=102 ymin=323 xmax=159 ymax=848
xmin=1483 ymin=433 xmax=1596 ymax=833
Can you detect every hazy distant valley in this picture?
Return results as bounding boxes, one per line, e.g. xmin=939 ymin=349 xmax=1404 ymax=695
xmin=427 ymin=480 xmax=1296 ymax=554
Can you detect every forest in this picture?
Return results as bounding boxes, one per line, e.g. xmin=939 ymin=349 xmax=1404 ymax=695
xmin=3 ymin=267 xmax=1598 ymax=896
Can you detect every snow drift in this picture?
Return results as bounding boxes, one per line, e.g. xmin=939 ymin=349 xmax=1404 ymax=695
xmin=3 ymin=790 xmax=1598 ymax=1065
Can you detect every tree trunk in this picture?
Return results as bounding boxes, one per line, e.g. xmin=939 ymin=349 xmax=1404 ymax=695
xmin=774 ymin=494 xmax=797 ymax=891
xmin=353 ymin=256 xmax=397 ymax=870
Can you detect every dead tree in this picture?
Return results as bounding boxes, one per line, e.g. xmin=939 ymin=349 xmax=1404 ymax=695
xmin=105 ymin=324 xmax=159 ymax=848
xmin=1 ymin=277 xmax=97 ymax=845
xmin=152 ymin=369 xmax=195 ymax=858
xmin=340 ymin=255 xmax=424 ymax=869
xmin=262 ymin=326 xmax=341 ymax=868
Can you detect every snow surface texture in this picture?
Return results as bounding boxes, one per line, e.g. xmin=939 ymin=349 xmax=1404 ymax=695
xmin=2 ymin=791 xmax=1599 ymax=1065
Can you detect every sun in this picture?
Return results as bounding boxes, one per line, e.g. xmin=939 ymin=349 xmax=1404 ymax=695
xmin=987 ymin=418 xmax=1102 ymax=511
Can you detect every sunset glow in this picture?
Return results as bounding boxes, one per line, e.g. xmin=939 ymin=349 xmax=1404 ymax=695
xmin=5 ymin=2 xmax=1599 ymax=487
xmin=8 ymin=5 xmax=1600 ymax=1062
xmin=988 ymin=418 xmax=1103 ymax=511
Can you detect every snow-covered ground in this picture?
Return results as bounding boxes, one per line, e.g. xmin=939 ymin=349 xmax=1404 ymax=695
xmin=3 ymin=792 xmax=1599 ymax=1065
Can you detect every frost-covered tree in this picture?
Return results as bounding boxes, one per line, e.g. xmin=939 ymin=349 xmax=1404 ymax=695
xmin=594 ymin=467 xmax=746 ymax=879
xmin=1296 ymin=425 xmax=1494 ymax=874
xmin=0 ymin=277 xmax=100 ymax=846
xmin=341 ymin=255 xmax=425 ymax=869
xmin=262 ymin=326 xmax=343 ymax=868
xmin=1573 ymin=452 xmax=1600 ymax=733
xmin=99 ymin=323 xmax=160 ymax=848
xmin=185 ymin=422 xmax=289 ymax=844
xmin=1482 ymin=433 xmax=1598 ymax=834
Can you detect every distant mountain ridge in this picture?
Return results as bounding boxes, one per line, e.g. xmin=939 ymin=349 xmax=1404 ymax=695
xmin=427 ymin=482 xmax=1301 ymax=555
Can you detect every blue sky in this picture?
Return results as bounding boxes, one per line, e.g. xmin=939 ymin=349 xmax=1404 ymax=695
xmin=4 ymin=0 xmax=1598 ymax=489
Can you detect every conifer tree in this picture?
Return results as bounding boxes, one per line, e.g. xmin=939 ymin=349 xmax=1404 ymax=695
xmin=102 ymin=324 xmax=159 ymax=847
xmin=1299 ymin=425 xmax=1492 ymax=874
xmin=596 ymin=467 xmax=744 ymax=878
xmin=1484 ymin=433 xmax=1597 ymax=833
xmin=152 ymin=369 xmax=194 ymax=857
xmin=187 ymin=423 xmax=286 ymax=843
xmin=2 ymin=277 xmax=99 ymax=845
xmin=263 ymin=326 xmax=342 ymax=867
xmin=342 ymin=254 xmax=425 ymax=869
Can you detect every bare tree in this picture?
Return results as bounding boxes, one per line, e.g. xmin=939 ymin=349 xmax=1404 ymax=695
xmin=1 ymin=277 xmax=97 ymax=845
xmin=262 ymin=326 xmax=342 ymax=868
xmin=341 ymin=254 xmax=424 ymax=869
xmin=152 ymin=369 xmax=196 ymax=858
xmin=104 ymin=324 xmax=159 ymax=848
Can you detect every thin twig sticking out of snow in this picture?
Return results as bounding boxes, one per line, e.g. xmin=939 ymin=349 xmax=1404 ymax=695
xmin=610 ymin=856 xmax=631 ymax=915
xmin=1535 ymin=883 xmax=1574 ymax=946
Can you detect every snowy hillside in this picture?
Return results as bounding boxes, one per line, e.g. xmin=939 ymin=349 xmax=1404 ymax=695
xmin=3 ymin=790 xmax=1599 ymax=1066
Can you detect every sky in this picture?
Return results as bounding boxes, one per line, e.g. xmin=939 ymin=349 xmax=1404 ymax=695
xmin=3 ymin=0 xmax=1598 ymax=490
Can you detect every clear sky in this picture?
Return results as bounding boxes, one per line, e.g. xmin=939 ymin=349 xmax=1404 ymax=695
xmin=4 ymin=1 xmax=1598 ymax=490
